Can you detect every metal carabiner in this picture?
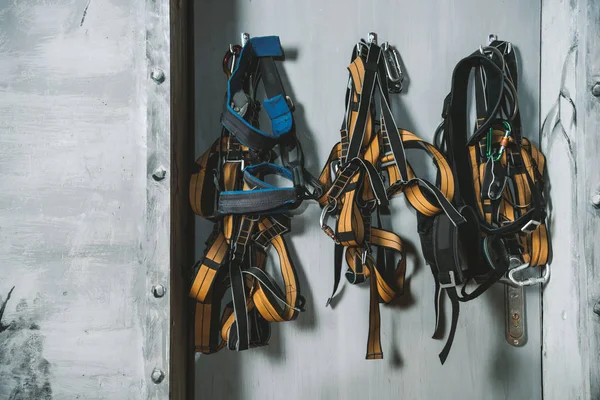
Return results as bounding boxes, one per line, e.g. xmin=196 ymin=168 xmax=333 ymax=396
xmin=381 ymin=42 xmax=404 ymax=93
xmin=508 ymin=261 xmax=551 ymax=287
xmin=222 ymin=44 xmax=242 ymax=78
xmin=320 ymin=202 xmax=339 ymax=243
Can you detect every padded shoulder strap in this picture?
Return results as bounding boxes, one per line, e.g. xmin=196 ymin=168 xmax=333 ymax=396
xmin=221 ymin=36 xmax=293 ymax=150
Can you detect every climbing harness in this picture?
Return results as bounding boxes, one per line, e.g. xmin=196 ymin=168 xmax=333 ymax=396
xmin=317 ymin=33 xmax=465 ymax=360
xmin=426 ymin=35 xmax=552 ymax=362
xmin=188 ymin=34 xmax=321 ymax=353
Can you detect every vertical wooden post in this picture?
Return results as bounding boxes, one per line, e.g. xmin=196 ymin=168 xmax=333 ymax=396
xmin=170 ymin=0 xmax=195 ymax=398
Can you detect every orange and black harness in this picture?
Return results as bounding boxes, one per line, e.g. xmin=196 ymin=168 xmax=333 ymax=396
xmin=189 ymin=36 xmax=321 ymax=354
xmin=317 ymin=37 xmax=465 ymax=360
xmin=422 ymin=39 xmax=551 ymax=363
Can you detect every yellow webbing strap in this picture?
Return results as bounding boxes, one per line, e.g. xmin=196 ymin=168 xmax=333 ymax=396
xmin=467 ymin=132 xmax=550 ymax=267
xmin=190 ymin=217 xmax=303 ymax=353
xmin=189 ymin=131 xmax=305 ymax=354
xmin=318 ymin=47 xmax=455 ymax=359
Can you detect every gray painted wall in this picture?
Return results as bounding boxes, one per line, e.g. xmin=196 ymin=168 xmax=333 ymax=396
xmin=0 ymin=0 xmax=170 ymax=399
xmin=194 ymin=1 xmax=543 ymax=399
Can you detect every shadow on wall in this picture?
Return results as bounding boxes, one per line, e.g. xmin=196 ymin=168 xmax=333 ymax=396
xmin=193 ymin=3 xmax=326 ymax=399
xmin=0 ymin=287 xmax=53 ymax=400
xmin=194 ymin=1 xmax=243 ymax=400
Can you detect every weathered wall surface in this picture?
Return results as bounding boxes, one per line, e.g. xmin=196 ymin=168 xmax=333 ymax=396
xmin=194 ymin=1 xmax=543 ymax=399
xmin=541 ymin=0 xmax=600 ymax=399
xmin=0 ymin=0 xmax=170 ymax=399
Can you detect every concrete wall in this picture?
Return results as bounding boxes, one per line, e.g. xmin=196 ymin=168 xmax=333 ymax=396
xmin=194 ymin=1 xmax=543 ymax=399
xmin=0 ymin=0 xmax=170 ymax=399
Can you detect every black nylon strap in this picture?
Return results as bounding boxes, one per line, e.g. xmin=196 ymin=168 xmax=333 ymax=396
xmin=228 ymin=258 xmax=249 ymax=351
xmin=438 ymin=287 xmax=459 ymax=365
xmin=218 ymin=190 xmax=298 ymax=215
xmin=345 ymin=45 xmax=381 ymax=162
xmin=445 ymin=54 xmax=506 ymax=211
xmin=326 ymin=244 xmax=344 ymax=307
xmin=260 ymin=57 xmax=287 ymax=100
xmin=221 ymin=109 xmax=278 ymax=150
xmin=377 ymin=63 xmax=409 ymax=183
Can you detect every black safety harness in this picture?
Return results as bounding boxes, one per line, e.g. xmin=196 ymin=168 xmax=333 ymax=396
xmin=421 ymin=39 xmax=551 ymax=363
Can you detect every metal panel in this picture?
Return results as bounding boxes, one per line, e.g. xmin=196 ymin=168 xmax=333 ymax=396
xmin=0 ymin=0 xmax=171 ymax=398
xmin=541 ymin=0 xmax=600 ymax=398
xmin=194 ymin=1 xmax=543 ymax=399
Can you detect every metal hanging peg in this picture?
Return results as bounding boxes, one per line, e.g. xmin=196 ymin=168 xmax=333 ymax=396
xmin=367 ymin=32 xmax=377 ymax=45
xmin=241 ymin=32 xmax=250 ymax=47
xmin=355 ymin=32 xmax=404 ymax=93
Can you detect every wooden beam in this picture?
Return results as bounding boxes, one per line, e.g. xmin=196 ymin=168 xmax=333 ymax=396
xmin=170 ymin=0 xmax=195 ymax=398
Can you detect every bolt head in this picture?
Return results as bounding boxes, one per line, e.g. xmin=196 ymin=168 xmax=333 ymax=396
xmin=594 ymin=301 xmax=600 ymax=316
xmin=151 ymin=368 xmax=165 ymax=384
xmin=591 ymin=193 xmax=600 ymax=207
xmin=152 ymin=168 xmax=167 ymax=181
xmin=592 ymin=83 xmax=600 ymax=97
xmin=152 ymin=284 xmax=165 ymax=298
xmin=150 ymin=68 xmax=166 ymax=84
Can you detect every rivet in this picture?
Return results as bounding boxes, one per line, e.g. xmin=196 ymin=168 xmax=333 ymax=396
xmin=594 ymin=300 xmax=600 ymax=316
xmin=152 ymin=167 xmax=167 ymax=181
xmin=592 ymin=82 xmax=600 ymax=97
xmin=151 ymin=368 xmax=165 ymax=384
xmin=152 ymin=284 xmax=165 ymax=298
xmin=591 ymin=193 xmax=600 ymax=208
xmin=150 ymin=68 xmax=166 ymax=84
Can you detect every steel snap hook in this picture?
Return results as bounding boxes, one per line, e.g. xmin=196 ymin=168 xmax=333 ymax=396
xmin=508 ymin=261 xmax=551 ymax=287
xmin=381 ymin=42 xmax=404 ymax=93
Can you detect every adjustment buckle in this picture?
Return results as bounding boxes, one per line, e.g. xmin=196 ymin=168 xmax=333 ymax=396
xmin=521 ymin=219 xmax=541 ymax=234
xmin=439 ymin=270 xmax=457 ymax=289
xmin=222 ymin=138 xmax=245 ymax=170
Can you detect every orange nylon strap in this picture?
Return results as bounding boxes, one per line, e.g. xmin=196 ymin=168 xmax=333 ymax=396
xmin=318 ymin=43 xmax=459 ymax=360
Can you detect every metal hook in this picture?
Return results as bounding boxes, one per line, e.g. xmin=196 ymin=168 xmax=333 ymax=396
xmin=488 ymin=33 xmax=498 ymax=45
xmin=368 ymin=32 xmax=377 ymax=45
xmin=508 ymin=261 xmax=551 ymax=286
xmin=381 ymin=42 xmax=404 ymax=93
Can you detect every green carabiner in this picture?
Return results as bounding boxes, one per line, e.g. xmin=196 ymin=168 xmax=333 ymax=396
xmin=486 ymin=121 xmax=512 ymax=162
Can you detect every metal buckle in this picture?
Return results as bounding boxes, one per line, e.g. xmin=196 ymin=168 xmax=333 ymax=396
xmin=521 ymin=219 xmax=541 ymax=234
xmin=439 ymin=271 xmax=457 ymax=289
xmin=329 ymin=159 xmax=341 ymax=182
xmin=381 ymin=42 xmax=404 ymax=93
xmin=222 ymin=138 xmax=245 ymax=170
